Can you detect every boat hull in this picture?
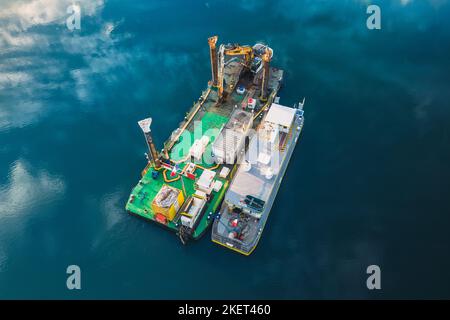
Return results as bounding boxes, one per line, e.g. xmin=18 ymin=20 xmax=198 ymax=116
xmin=212 ymin=111 xmax=304 ymax=255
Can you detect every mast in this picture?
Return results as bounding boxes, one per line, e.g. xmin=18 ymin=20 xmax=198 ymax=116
xmin=260 ymin=47 xmax=272 ymax=101
xmin=208 ymin=36 xmax=219 ymax=87
xmin=138 ymin=118 xmax=161 ymax=169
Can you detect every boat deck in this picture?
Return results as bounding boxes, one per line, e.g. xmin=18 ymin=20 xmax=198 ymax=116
xmin=126 ymin=48 xmax=285 ymax=241
xmin=126 ymin=160 xmax=230 ymax=239
xmin=211 ymin=104 xmax=304 ymax=255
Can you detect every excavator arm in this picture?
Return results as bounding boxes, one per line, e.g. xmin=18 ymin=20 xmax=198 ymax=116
xmin=209 ymin=36 xmax=270 ymax=102
xmin=216 ymin=44 xmax=254 ymax=100
xmin=223 ymin=45 xmax=254 ymax=66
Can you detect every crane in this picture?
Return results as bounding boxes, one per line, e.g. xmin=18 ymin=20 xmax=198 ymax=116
xmin=217 ymin=44 xmax=225 ymax=100
xmin=208 ymin=36 xmax=219 ymax=86
xmin=217 ymin=43 xmax=254 ymax=100
xmin=208 ymin=36 xmax=272 ymax=102
xmin=209 ymin=36 xmax=256 ymax=101
xmin=259 ymin=47 xmax=272 ymax=101
xmin=223 ymin=44 xmax=254 ymax=67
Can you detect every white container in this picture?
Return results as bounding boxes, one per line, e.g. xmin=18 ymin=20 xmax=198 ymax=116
xmin=219 ymin=167 xmax=230 ymax=178
xmin=190 ymin=135 xmax=210 ymax=161
xmin=196 ymin=169 xmax=215 ymax=194
xmin=212 ymin=110 xmax=253 ymax=164
xmin=213 ymin=180 xmax=223 ymax=192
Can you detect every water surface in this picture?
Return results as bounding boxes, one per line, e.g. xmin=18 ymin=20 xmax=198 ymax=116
xmin=0 ymin=0 xmax=450 ymax=299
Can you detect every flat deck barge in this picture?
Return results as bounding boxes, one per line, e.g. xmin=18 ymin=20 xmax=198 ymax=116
xmin=126 ymin=37 xmax=286 ymax=243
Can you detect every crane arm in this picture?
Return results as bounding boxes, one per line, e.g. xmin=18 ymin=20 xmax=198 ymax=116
xmin=223 ymin=46 xmax=254 ymax=66
xmin=217 ymin=44 xmax=225 ymax=99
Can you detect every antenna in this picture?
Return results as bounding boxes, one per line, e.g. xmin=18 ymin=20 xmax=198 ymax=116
xmin=299 ymin=97 xmax=306 ymax=109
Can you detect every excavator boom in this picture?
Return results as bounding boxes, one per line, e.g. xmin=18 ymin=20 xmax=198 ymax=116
xmin=223 ymin=45 xmax=254 ymax=66
xmin=208 ymin=36 xmax=273 ymax=102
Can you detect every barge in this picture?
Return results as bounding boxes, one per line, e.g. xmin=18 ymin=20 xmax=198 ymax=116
xmin=125 ymin=36 xmax=304 ymax=250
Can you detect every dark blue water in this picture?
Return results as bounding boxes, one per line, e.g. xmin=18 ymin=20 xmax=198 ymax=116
xmin=1 ymin=0 xmax=450 ymax=299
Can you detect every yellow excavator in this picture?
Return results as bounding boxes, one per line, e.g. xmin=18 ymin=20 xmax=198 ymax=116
xmin=208 ymin=36 xmax=272 ymax=101
xmin=223 ymin=44 xmax=254 ymax=68
xmin=209 ymin=36 xmax=256 ymax=100
xmin=216 ymin=44 xmax=255 ymax=100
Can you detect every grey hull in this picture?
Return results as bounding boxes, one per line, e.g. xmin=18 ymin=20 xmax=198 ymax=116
xmin=212 ymin=109 xmax=304 ymax=255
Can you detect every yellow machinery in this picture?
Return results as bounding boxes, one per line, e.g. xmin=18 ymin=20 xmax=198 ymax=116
xmin=151 ymin=185 xmax=185 ymax=221
xmin=208 ymin=36 xmax=219 ymax=86
xmin=208 ymin=36 xmax=273 ymax=102
xmin=218 ymin=45 xmax=254 ymax=100
xmin=223 ymin=45 xmax=254 ymax=67
xmin=209 ymin=36 xmax=255 ymax=100
xmin=217 ymin=44 xmax=225 ymax=99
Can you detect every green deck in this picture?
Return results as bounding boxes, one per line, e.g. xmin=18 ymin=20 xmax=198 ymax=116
xmin=126 ymin=110 xmax=232 ymax=239
xmin=170 ymin=111 xmax=228 ymax=165
xmin=126 ymin=53 xmax=285 ymax=243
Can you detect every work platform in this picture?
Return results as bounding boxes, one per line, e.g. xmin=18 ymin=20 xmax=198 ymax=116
xmin=126 ymin=37 xmax=286 ymax=243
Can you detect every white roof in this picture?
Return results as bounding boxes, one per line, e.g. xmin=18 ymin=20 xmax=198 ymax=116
xmin=197 ymin=169 xmax=215 ymax=189
xmin=265 ymin=103 xmax=296 ymax=127
xmin=258 ymin=152 xmax=271 ymax=165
